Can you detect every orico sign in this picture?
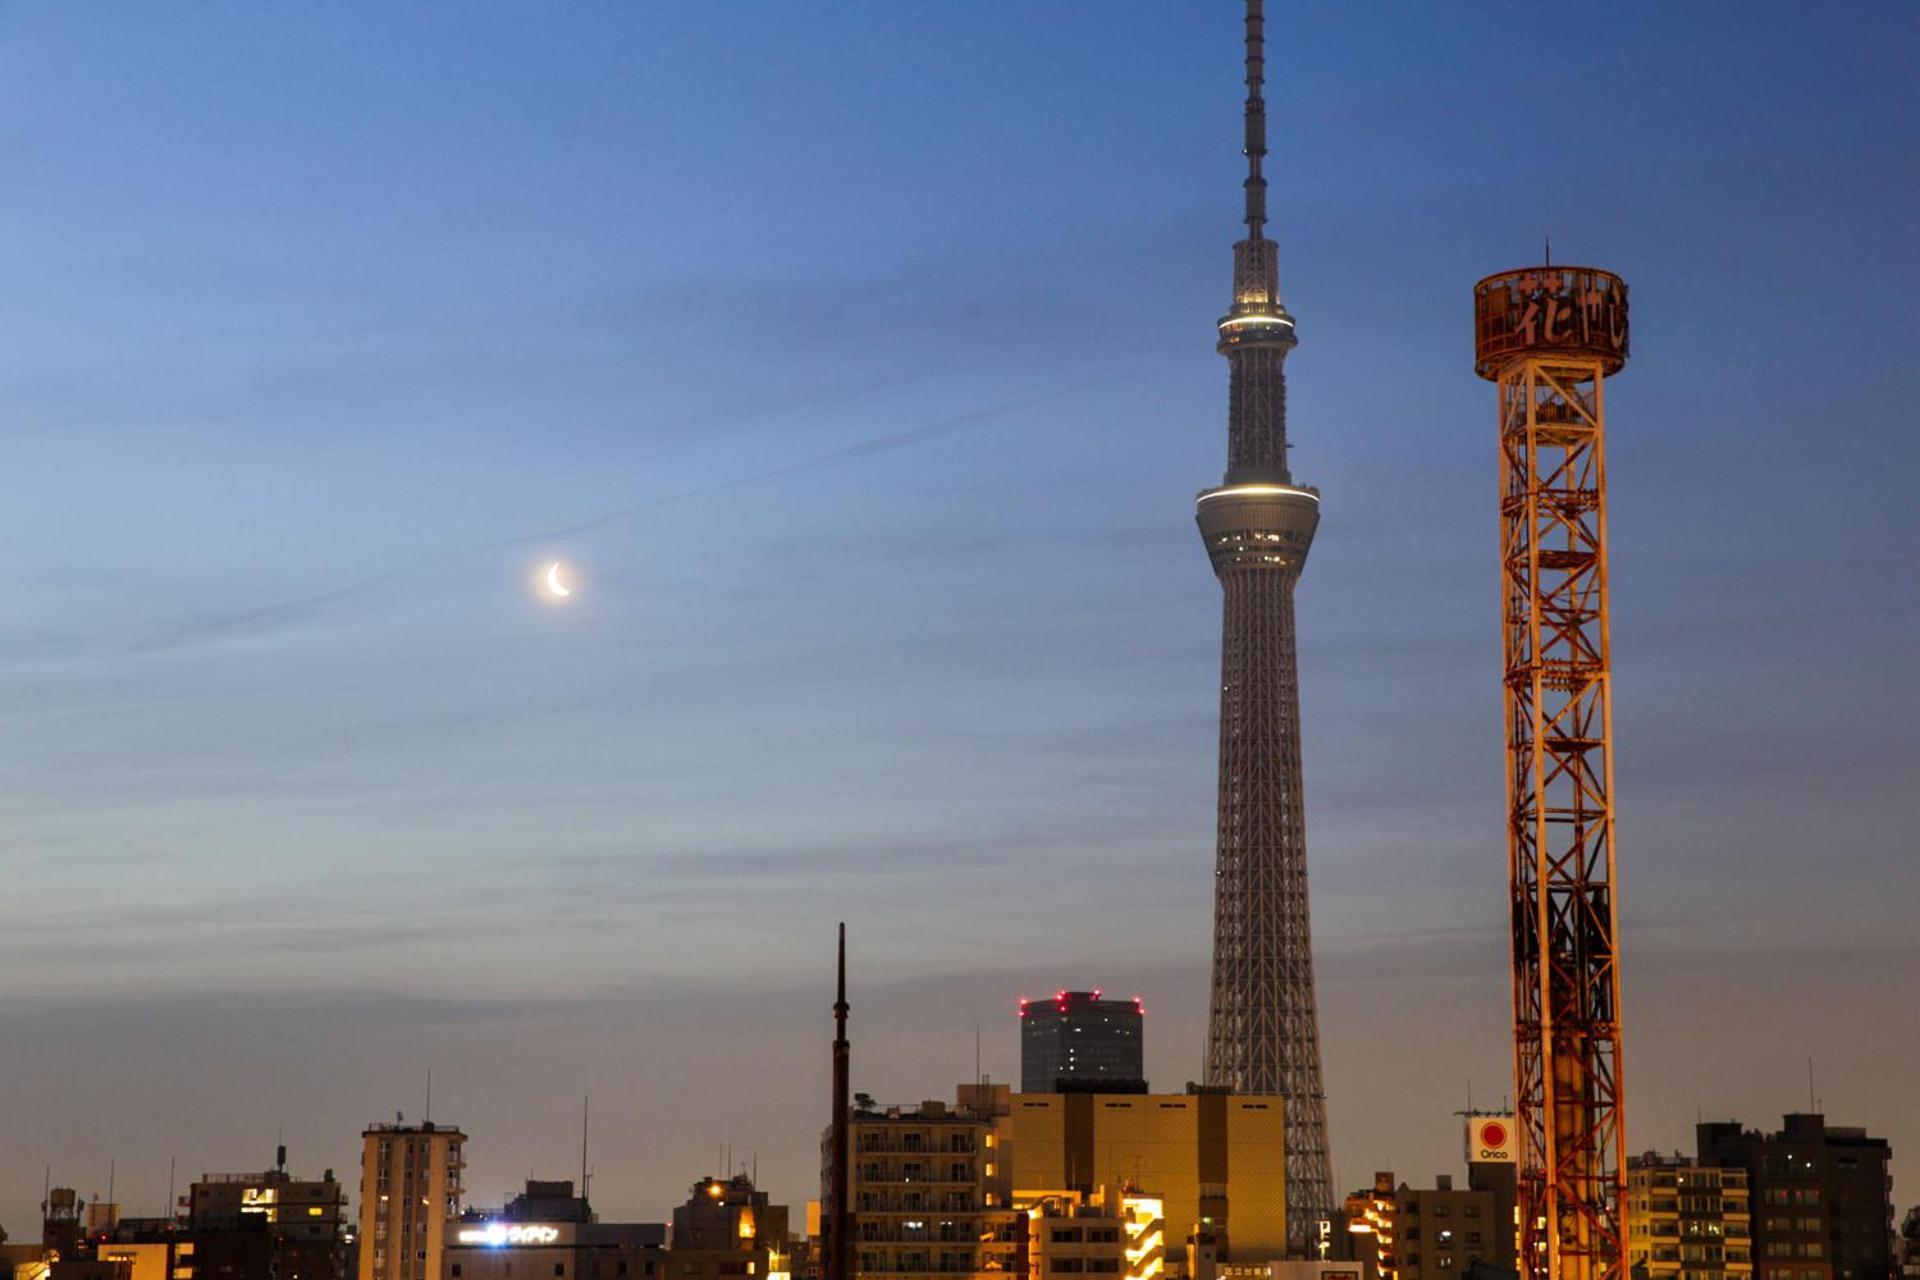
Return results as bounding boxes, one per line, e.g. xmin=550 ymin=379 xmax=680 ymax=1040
xmin=1468 ymin=1115 xmax=1516 ymax=1163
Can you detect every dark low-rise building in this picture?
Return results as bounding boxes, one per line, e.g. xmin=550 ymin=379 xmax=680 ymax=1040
xmin=664 ymin=1175 xmax=791 ymax=1280
xmin=1697 ymin=1114 xmax=1894 ymax=1280
xmin=445 ymin=1181 xmax=663 ymax=1280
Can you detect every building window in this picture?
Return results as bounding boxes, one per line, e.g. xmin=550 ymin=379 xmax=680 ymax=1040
xmin=453 ymin=1270 xmax=462 ymax=1278
xmin=556 ymin=1267 xmax=567 ymax=1277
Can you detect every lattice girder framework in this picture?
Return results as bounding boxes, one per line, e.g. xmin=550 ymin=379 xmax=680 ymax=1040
xmin=1201 ymin=550 xmax=1336 ymax=1249
xmin=1498 ymin=353 xmax=1626 ymax=1280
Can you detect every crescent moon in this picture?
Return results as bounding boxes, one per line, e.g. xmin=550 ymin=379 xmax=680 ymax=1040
xmin=545 ymin=561 xmax=573 ymax=597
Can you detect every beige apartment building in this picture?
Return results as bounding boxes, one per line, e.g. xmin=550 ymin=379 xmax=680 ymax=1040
xmin=1627 ymin=1154 xmax=1754 ymax=1280
xmin=826 ymin=1084 xmax=1288 ymax=1280
xmin=358 ymin=1122 xmax=466 ymax=1280
xmin=842 ymin=1093 xmax=1021 ymax=1280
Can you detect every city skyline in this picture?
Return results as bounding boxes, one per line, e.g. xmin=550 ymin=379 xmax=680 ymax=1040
xmin=0 ymin=0 xmax=1914 ymax=1247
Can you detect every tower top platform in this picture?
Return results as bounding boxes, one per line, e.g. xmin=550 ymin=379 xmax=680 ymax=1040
xmin=1474 ymin=265 xmax=1629 ymax=379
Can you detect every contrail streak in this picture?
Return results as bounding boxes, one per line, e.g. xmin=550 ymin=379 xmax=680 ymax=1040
xmin=129 ymin=376 xmax=1118 ymax=654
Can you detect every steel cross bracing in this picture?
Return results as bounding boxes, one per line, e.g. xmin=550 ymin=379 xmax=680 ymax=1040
xmin=1499 ymin=355 xmax=1625 ymax=1280
xmin=1196 ymin=0 xmax=1335 ymax=1255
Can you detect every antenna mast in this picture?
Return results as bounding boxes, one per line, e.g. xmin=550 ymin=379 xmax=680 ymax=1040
xmin=826 ymin=925 xmax=852 ymax=1280
xmin=1242 ymin=0 xmax=1267 ymax=241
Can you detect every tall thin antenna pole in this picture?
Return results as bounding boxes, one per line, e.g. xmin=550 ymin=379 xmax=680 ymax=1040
xmin=168 ymin=1156 xmax=177 ymax=1227
xmin=425 ymin=1068 xmax=433 ymax=1123
xmin=581 ymin=1097 xmax=591 ymax=1206
xmin=1807 ymin=1059 xmax=1816 ymax=1113
xmin=827 ymin=924 xmax=852 ymax=1280
xmin=1242 ymin=0 xmax=1268 ymax=241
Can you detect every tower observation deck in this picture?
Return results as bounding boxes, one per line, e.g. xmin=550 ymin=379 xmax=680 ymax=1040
xmin=1198 ymin=1 xmax=1334 ymax=1254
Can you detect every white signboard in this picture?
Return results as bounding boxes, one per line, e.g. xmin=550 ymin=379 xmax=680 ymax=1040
xmin=1467 ymin=1115 xmax=1516 ymax=1163
xmin=457 ymin=1225 xmax=562 ymax=1247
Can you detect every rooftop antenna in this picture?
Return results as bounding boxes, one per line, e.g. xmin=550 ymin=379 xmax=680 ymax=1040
xmin=1241 ymin=0 xmax=1268 ymax=242
xmin=975 ymin=1024 xmax=982 ymax=1089
xmin=168 ymin=1156 xmax=177 ymax=1226
xmin=425 ymin=1067 xmax=433 ymax=1123
xmin=1807 ymin=1058 xmax=1817 ymax=1113
xmin=1545 ymin=236 xmax=1552 ymax=267
xmin=108 ymin=1159 xmax=116 ymax=1214
xmin=580 ymin=1096 xmax=591 ymax=1206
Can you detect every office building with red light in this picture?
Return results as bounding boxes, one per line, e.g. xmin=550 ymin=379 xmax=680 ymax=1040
xmin=1019 ymin=991 xmax=1145 ymax=1094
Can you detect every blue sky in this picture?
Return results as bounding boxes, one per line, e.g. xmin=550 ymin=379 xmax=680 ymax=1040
xmin=0 ymin=0 xmax=1914 ymax=1230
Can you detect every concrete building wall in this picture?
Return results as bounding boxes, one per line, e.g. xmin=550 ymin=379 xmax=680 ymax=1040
xmin=1699 ymin=1115 xmax=1893 ymax=1280
xmin=1006 ymin=1092 xmax=1287 ymax=1268
xmin=358 ymin=1124 xmax=465 ymax=1280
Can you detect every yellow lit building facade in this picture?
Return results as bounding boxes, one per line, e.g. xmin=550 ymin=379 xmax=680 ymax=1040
xmin=1627 ymin=1156 xmax=1753 ymax=1280
xmin=92 ymin=1245 xmax=186 ymax=1280
xmin=1004 ymin=1090 xmax=1288 ymax=1272
xmin=829 ymin=1085 xmax=1286 ymax=1280
xmin=1024 ymin=1193 xmax=1127 ymax=1280
xmin=837 ymin=1094 xmax=1021 ymax=1280
xmin=358 ymin=1123 xmax=466 ymax=1280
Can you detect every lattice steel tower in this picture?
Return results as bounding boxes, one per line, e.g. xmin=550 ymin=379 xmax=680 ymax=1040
xmin=1198 ymin=1 xmax=1333 ymax=1253
xmin=1473 ymin=265 xmax=1630 ymax=1280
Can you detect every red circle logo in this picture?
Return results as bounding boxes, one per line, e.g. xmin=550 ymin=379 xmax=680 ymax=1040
xmin=1480 ymin=1121 xmax=1508 ymax=1147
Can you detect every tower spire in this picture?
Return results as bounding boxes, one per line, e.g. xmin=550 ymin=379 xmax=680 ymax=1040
xmin=1199 ymin=1 xmax=1334 ymax=1254
xmin=1243 ymin=0 xmax=1268 ymax=241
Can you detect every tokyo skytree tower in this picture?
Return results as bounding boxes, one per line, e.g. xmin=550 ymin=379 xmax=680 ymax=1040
xmin=1197 ymin=0 xmax=1335 ymax=1252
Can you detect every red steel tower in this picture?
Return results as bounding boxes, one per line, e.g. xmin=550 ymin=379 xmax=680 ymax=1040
xmin=1474 ymin=266 xmax=1630 ymax=1280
